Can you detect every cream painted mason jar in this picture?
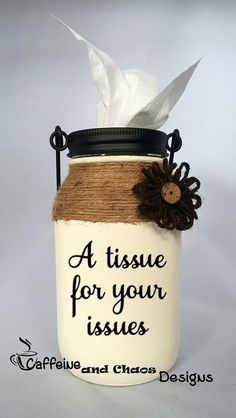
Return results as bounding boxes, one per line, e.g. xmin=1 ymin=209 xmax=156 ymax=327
xmin=51 ymin=127 xmax=182 ymax=386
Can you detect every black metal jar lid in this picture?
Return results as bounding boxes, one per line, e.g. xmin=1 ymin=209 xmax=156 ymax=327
xmin=50 ymin=126 xmax=182 ymax=190
xmin=67 ymin=127 xmax=168 ymax=157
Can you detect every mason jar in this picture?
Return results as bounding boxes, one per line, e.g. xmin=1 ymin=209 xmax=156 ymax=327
xmin=51 ymin=127 xmax=181 ymax=386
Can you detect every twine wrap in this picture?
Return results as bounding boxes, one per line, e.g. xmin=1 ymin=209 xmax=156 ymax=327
xmin=52 ymin=161 xmax=157 ymax=223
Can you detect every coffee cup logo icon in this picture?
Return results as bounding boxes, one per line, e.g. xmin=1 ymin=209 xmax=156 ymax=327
xmin=10 ymin=338 xmax=37 ymax=370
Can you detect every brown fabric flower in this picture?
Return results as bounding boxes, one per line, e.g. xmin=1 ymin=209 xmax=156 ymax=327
xmin=132 ymin=158 xmax=202 ymax=231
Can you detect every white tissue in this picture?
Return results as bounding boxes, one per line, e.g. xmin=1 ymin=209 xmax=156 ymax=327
xmin=53 ymin=16 xmax=200 ymax=129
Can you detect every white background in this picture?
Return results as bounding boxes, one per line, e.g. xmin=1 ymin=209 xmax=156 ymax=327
xmin=0 ymin=0 xmax=235 ymax=417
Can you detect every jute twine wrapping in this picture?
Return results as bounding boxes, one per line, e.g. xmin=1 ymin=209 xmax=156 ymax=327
xmin=52 ymin=161 xmax=158 ymax=223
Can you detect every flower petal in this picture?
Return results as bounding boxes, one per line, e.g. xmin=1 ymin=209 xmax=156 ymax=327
xmin=191 ymin=194 xmax=202 ymax=209
xmin=178 ymin=199 xmax=198 ymax=219
xmin=142 ymin=165 xmax=166 ymax=183
xmin=173 ymin=162 xmax=190 ymax=182
xmin=181 ymin=176 xmax=201 ymax=194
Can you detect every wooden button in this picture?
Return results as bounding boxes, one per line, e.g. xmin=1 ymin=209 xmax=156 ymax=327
xmin=161 ymin=182 xmax=181 ymax=204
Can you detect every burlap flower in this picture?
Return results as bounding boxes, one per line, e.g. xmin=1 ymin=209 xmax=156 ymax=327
xmin=132 ymin=158 xmax=201 ymax=230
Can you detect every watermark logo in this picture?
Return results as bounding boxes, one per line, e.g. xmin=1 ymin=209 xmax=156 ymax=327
xmin=10 ymin=338 xmax=38 ymax=371
xmin=10 ymin=338 xmax=214 ymax=385
xmin=10 ymin=337 xmax=81 ymax=371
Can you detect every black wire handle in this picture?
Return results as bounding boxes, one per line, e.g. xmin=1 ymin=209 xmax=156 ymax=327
xmin=166 ymin=129 xmax=182 ymax=165
xmin=49 ymin=126 xmax=68 ymax=190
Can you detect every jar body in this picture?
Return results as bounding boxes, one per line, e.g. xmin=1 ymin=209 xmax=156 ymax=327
xmin=53 ymin=155 xmax=181 ymax=386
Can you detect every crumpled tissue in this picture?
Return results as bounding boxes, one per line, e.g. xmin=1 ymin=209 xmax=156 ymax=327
xmin=53 ymin=16 xmax=200 ymax=129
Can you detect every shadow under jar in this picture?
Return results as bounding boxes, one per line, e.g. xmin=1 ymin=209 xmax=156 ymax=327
xmin=52 ymin=127 xmax=181 ymax=386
